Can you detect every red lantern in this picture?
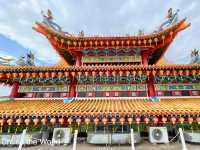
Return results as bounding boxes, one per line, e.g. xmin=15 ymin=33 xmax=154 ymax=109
xmin=119 ymin=71 xmax=123 ymax=76
xmin=99 ymin=71 xmax=104 ymax=76
xmin=162 ymin=117 xmax=167 ymax=124
xmin=196 ymin=117 xmax=200 ymax=124
xmin=39 ymin=72 xmax=43 ymax=77
xmin=178 ymin=117 xmax=184 ymax=124
xmin=85 ymin=118 xmax=90 ymax=125
xmin=76 ymin=118 xmax=81 ymax=125
xmin=112 ymin=71 xmax=116 ymax=76
xmin=50 ymin=118 xmax=56 ymax=125
xmin=106 ymin=71 xmax=110 ymax=76
xmin=64 ymin=72 xmax=69 ymax=77
xmin=25 ymin=118 xmax=31 ymax=125
xmin=153 ymin=117 xmax=158 ymax=124
xmin=170 ymin=117 xmax=176 ymax=124
xmin=126 ymin=71 xmax=130 ymax=76
xmin=71 ymin=72 xmax=76 ymax=77
xmin=128 ymin=118 xmax=133 ymax=125
xmin=41 ymin=118 xmax=48 ymax=125
xmin=0 ymin=119 xmax=5 ymax=126
xmin=111 ymin=118 xmax=117 ymax=125
xmin=85 ymin=72 xmax=89 ymax=76
xmin=135 ymin=117 xmax=141 ymax=124
xmin=102 ymin=118 xmax=108 ymax=125
xmin=13 ymin=73 xmax=18 ymax=78
xmin=67 ymin=118 xmax=73 ymax=125
xmin=59 ymin=118 xmax=65 ymax=125
xmin=7 ymin=119 xmax=13 ymax=125
xmin=16 ymin=118 xmax=23 ymax=125
xmin=33 ymin=118 xmax=40 ymax=125
xmin=144 ymin=117 xmax=150 ymax=124
xmin=94 ymin=118 xmax=99 ymax=125
xmin=119 ymin=118 xmax=125 ymax=125
xmin=159 ymin=70 xmax=164 ymax=75
xmin=187 ymin=117 xmax=193 ymax=124
xmin=58 ymin=72 xmax=63 ymax=77
xmin=138 ymin=70 xmax=143 ymax=76
xmin=92 ymin=71 xmax=96 ymax=76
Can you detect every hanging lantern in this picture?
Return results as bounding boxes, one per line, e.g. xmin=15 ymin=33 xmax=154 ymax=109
xmin=105 ymin=71 xmax=110 ymax=76
xmin=144 ymin=117 xmax=150 ymax=124
xmin=102 ymin=118 xmax=108 ymax=125
xmin=185 ymin=70 xmax=190 ymax=75
xmin=85 ymin=72 xmax=89 ymax=76
xmin=25 ymin=118 xmax=31 ymax=125
xmin=152 ymin=70 xmax=157 ymax=76
xmin=50 ymin=118 xmax=56 ymax=125
xmin=58 ymin=72 xmax=63 ymax=77
xmin=111 ymin=118 xmax=117 ymax=125
xmin=76 ymin=118 xmax=81 ymax=126
xmin=39 ymin=72 xmax=43 ymax=77
xmin=128 ymin=118 xmax=133 ymax=125
xmin=187 ymin=117 xmax=193 ymax=124
xmin=146 ymin=71 xmax=150 ymax=76
xmin=126 ymin=71 xmax=130 ymax=76
xmin=138 ymin=70 xmax=142 ymax=76
xmin=119 ymin=71 xmax=123 ymax=76
xmin=178 ymin=70 xmax=183 ymax=75
xmin=153 ymin=117 xmax=159 ymax=124
xmin=19 ymin=72 xmax=24 ymax=77
xmin=6 ymin=73 xmax=11 ymax=78
xmin=0 ymin=119 xmax=5 ymax=126
xmin=64 ymin=72 xmax=69 ymax=77
xmin=16 ymin=118 xmax=23 ymax=126
xmin=192 ymin=70 xmax=196 ymax=75
xmin=170 ymin=117 xmax=176 ymax=124
xmin=85 ymin=118 xmax=90 ymax=125
xmin=67 ymin=118 xmax=73 ymax=125
xmin=94 ymin=118 xmax=99 ymax=125
xmin=159 ymin=70 xmax=164 ymax=75
xmin=196 ymin=117 xmax=200 ymax=124
xmin=45 ymin=72 xmax=49 ymax=77
xmin=135 ymin=117 xmax=141 ymax=124
xmin=71 ymin=72 xmax=76 ymax=77
xmin=32 ymin=72 xmax=37 ymax=77
xmin=51 ymin=72 xmax=56 ymax=77
xmin=112 ymin=71 xmax=116 ymax=76
xmin=59 ymin=118 xmax=65 ymax=125
xmin=7 ymin=118 xmax=13 ymax=126
xmin=99 ymin=71 xmax=104 ymax=76
xmin=166 ymin=70 xmax=171 ymax=75
xmin=132 ymin=71 xmax=136 ymax=76
xmin=92 ymin=71 xmax=96 ymax=77
xmin=178 ymin=117 xmax=184 ymax=124
xmin=119 ymin=118 xmax=125 ymax=125
xmin=13 ymin=73 xmax=18 ymax=78
xmin=41 ymin=118 xmax=48 ymax=125
xmin=172 ymin=70 xmax=177 ymax=75
xmin=33 ymin=118 xmax=40 ymax=125
xmin=162 ymin=117 xmax=167 ymax=124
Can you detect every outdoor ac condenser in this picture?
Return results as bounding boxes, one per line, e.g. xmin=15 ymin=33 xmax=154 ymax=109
xmin=149 ymin=127 xmax=169 ymax=144
xmin=52 ymin=128 xmax=71 ymax=145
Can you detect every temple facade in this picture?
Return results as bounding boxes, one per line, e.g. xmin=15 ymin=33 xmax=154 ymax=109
xmin=0 ymin=9 xmax=200 ymax=135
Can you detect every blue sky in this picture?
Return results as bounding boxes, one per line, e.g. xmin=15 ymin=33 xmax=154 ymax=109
xmin=0 ymin=0 xmax=200 ymax=96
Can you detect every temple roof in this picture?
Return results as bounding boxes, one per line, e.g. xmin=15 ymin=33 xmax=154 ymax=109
xmin=33 ymin=18 xmax=190 ymax=65
xmin=0 ymin=98 xmax=200 ymax=118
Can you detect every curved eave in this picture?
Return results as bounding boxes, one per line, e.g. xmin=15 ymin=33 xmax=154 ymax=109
xmin=33 ymin=18 xmax=189 ymax=42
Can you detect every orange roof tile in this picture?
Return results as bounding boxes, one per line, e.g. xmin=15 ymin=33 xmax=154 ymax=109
xmin=0 ymin=98 xmax=200 ymax=117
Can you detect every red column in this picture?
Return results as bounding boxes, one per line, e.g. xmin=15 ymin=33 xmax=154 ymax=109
xmin=141 ymin=51 xmax=149 ymax=65
xmin=10 ymin=82 xmax=19 ymax=98
xmin=147 ymin=74 xmax=156 ymax=97
xmin=69 ymin=80 xmax=77 ymax=97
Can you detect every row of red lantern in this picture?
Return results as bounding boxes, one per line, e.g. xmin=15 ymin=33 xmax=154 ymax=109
xmin=1 ymin=69 xmax=199 ymax=79
xmin=53 ymin=35 xmax=163 ymax=47
xmin=1 ymin=117 xmax=200 ymax=126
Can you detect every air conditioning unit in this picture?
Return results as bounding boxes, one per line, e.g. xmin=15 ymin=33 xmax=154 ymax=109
xmin=149 ymin=127 xmax=169 ymax=144
xmin=52 ymin=128 xmax=72 ymax=145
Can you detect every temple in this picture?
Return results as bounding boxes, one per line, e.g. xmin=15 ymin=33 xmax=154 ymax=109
xmin=0 ymin=9 xmax=200 ymax=139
